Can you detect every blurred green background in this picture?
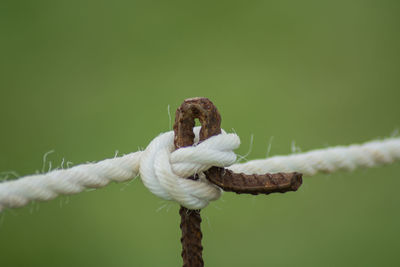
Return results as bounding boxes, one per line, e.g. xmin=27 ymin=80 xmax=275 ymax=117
xmin=1 ymin=0 xmax=399 ymax=266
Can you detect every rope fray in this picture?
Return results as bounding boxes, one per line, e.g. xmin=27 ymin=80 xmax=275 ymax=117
xmin=0 ymin=128 xmax=399 ymax=211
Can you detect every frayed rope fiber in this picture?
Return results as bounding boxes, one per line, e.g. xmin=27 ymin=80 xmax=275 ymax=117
xmin=0 ymin=126 xmax=399 ymax=211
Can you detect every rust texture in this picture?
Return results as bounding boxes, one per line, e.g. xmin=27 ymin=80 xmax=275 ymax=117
xmin=205 ymin=168 xmax=302 ymax=195
xmin=173 ymin=97 xmax=303 ymax=267
xmin=179 ymin=208 xmax=203 ymax=267
xmin=174 ymin=97 xmax=222 ymax=149
xmin=174 ymin=97 xmax=221 ymax=267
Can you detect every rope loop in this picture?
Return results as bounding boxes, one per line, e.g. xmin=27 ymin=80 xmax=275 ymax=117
xmin=139 ymin=127 xmax=240 ymax=209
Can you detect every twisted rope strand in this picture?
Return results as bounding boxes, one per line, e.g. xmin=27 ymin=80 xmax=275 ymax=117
xmin=0 ymin=152 xmax=143 ymax=211
xmin=0 ymin=132 xmax=399 ymax=212
xmin=229 ymin=138 xmax=400 ymax=176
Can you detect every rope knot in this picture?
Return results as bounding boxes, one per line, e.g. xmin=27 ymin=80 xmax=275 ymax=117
xmin=139 ymin=127 xmax=240 ymax=209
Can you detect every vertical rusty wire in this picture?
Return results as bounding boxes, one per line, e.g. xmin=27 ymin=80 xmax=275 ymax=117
xmin=174 ymin=97 xmax=222 ymax=267
xmin=173 ymin=97 xmax=303 ymax=266
xmin=179 ymin=208 xmax=203 ymax=267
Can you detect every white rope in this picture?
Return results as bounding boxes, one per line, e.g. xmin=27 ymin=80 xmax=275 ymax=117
xmin=228 ymin=138 xmax=400 ymax=176
xmin=0 ymin=127 xmax=399 ymax=211
xmin=0 ymin=152 xmax=143 ymax=212
xmin=139 ymin=127 xmax=239 ymax=209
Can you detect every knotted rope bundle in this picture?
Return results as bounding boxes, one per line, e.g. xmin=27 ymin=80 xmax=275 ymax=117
xmin=140 ymin=127 xmax=239 ymax=209
xmin=0 ymin=128 xmax=399 ymax=212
